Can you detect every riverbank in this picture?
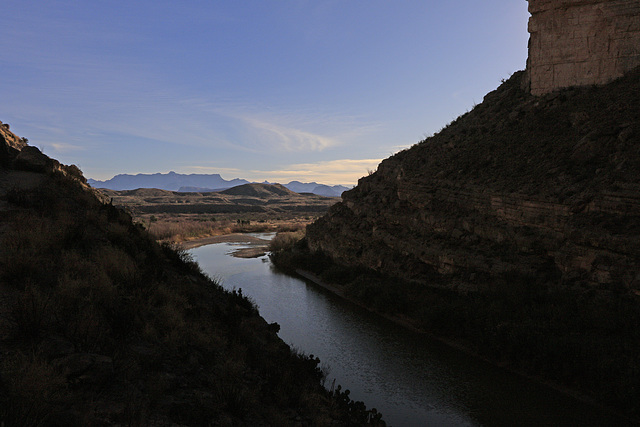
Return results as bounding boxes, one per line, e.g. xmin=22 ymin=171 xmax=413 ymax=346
xmin=292 ymin=268 xmax=640 ymax=425
xmin=295 ymin=269 xmax=427 ymax=335
xmin=270 ymin=247 xmax=640 ymax=424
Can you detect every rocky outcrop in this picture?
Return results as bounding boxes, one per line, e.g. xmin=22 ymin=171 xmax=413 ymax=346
xmin=307 ymin=69 xmax=640 ymax=292
xmin=0 ymin=121 xmax=26 ymax=167
xmin=0 ymin=121 xmax=109 ymax=207
xmin=526 ymin=0 xmax=640 ymax=95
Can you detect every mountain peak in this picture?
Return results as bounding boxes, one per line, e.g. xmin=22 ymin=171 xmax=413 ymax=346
xmin=88 ymin=172 xmax=351 ymax=196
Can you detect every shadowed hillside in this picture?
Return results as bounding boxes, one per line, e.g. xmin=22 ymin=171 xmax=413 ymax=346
xmin=273 ymin=69 xmax=640 ymax=419
xmin=309 ymin=69 xmax=640 ymax=291
xmin=0 ymin=121 xmax=383 ymax=426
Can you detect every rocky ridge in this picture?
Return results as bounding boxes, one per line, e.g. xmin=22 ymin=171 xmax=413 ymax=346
xmin=307 ymin=68 xmax=640 ymax=293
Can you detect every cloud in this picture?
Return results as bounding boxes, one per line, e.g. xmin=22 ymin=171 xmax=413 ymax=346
xmin=254 ymin=158 xmax=383 ymax=185
xmin=49 ymin=142 xmax=85 ymax=152
xmin=183 ymin=158 xmax=382 ymax=186
xmin=191 ymin=100 xmax=381 ymax=154
xmin=183 ymin=165 xmax=245 ymax=178
xmin=240 ymin=117 xmax=337 ymax=152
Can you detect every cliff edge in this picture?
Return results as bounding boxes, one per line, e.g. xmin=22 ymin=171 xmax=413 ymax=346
xmin=525 ymin=0 xmax=640 ymax=95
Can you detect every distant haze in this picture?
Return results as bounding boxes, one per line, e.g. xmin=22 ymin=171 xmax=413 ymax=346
xmin=88 ymin=172 xmax=352 ymax=197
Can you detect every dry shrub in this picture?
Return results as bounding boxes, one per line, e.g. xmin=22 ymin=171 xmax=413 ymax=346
xmin=93 ymin=245 xmax=138 ymax=287
xmin=213 ymin=382 xmax=253 ymax=418
xmin=275 ymin=222 xmax=306 ymax=233
xmin=0 ymin=214 xmax=60 ymax=288
xmin=143 ymin=283 xmax=192 ymax=349
xmin=148 ymin=217 xmax=231 ymax=241
xmin=10 ymin=285 xmax=52 ymax=340
xmin=268 ymin=230 xmax=305 ymax=253
xmin=0 ymin=353 xmax=68 ymax=426
xmin=56 ymin=253 xmax=116 ymax=351
xmin=55 ymin=280 xmax=110 ymax=351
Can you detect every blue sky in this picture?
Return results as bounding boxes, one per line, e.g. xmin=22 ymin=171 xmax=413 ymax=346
xmin=1 ymin=1 xmax=530 ymax=185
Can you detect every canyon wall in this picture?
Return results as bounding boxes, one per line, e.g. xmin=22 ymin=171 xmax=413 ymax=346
xmin=305 ymin=3 xmax=640 ymax=291
xmin=526 ymin=0 xmax=640 ymax=95
xmin=307 ymin=70 xmax=640 ymax=292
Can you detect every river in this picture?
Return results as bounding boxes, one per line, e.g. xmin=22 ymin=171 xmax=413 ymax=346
xmin=190 ymin=235 xmax=626 ymax=426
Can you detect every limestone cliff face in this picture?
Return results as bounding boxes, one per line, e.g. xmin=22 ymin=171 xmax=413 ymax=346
xmin=526 ymin=0 xmax=640 ymax=95
xmin=307 ymin=70 xmax=640 ymax=292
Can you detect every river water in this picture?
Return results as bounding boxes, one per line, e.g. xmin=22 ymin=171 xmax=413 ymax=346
xmin=190 ymin=235 xmax=625 ymax=426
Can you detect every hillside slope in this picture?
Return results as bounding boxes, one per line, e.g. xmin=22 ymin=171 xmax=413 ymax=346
xmin=294 ymin=69 xmax=640 ymax=417
xmin=0 ymin=121 xmax=382 ymax=426
xmin=308 ymin=69 xmax=640 ymax=292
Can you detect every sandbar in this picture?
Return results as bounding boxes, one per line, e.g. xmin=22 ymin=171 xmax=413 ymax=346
xmin=179 ymin=233 xmax=270 ymax=258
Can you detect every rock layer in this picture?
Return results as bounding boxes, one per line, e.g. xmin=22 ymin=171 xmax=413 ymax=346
xmin=526 ymin=0 xmax=640 ymax=95
xmin=307 ymin=70 xmax=640 ymax=292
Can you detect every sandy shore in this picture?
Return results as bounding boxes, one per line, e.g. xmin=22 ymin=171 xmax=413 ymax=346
xmin=179 ymin=233 xmax=270 ymax=258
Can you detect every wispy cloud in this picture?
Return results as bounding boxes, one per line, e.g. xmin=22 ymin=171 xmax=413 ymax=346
xmin=240 ymin=117 xmax=337 ymax=152
xmin=49 ymin=142 xmax=86 ymax=152
xmin=184 ymin=158 xmax=382 ymax=185
xmin=183 ymin=165 xmax=245 ymax=178
xmin=257 ymin=158 xmax=383 ymax=185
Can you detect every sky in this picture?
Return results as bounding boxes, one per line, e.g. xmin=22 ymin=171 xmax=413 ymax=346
xmin=1 ymin=1 xmax=530 ymax=186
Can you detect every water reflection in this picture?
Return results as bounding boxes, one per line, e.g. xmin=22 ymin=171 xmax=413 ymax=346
xmin=191 ymin=242 xmax=625 ymax=426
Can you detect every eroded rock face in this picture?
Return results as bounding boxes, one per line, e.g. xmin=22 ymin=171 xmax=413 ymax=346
xmin=0 ymin=121 xmax=26 ymax=166
xmin=307 ymin=70 xmax=640 ymax=292
xmin=0 ymin=120 xmax=109 ymax=204
xmin=526 ymin=0 xmax=640 ymax=95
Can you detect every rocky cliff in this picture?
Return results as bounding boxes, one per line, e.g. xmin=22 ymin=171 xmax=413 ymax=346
xmin=290 ymin=5 xmax=640 ymax=418
xmin=307 ymin=68 xmax=640 ymax=293
xmin=526 ymin=0 xmax=640 ymax=95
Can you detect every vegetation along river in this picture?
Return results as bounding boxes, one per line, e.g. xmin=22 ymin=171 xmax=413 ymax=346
xmin=190 ymin=234 xmax=626 ymax=426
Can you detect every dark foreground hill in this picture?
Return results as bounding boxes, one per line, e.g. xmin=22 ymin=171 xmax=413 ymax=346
xmin=273 ymin=69 xmax=640 ymax=419
xmin=0 ymin=121 xmax=383 ymax=426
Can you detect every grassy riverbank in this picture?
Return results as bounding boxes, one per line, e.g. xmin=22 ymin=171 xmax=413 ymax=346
xmin=269 ymin=236 xmax=640 ymax=422
xmin=142 ymin=213 xmax=309 ymax=244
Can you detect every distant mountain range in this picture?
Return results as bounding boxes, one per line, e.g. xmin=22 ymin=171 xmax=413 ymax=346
xmin=88 ymin=172 xmax=352 ymax=197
